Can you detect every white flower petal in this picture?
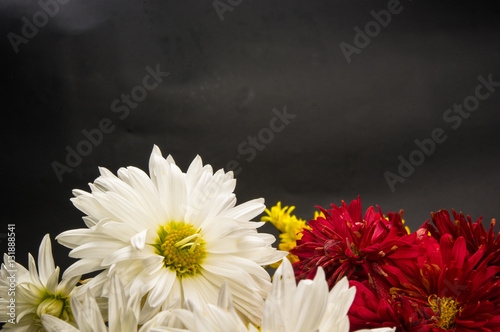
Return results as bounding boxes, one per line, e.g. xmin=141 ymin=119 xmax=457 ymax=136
xmin=76 ymin=271 xmax=107 ymax=297
xmin=131 ymin=229 xmax=148 ymax=250
xmin=148 ymin=269 xmax=177 ymax=307
xmin=166 ymin=163 xmax=187 ymax=222
xmin=98 ymin=220 xmax=141 ymax=242
xmin=71 ymin=192 xmax=110 ymax=223
xmin=218 ymin=198 xmax=265 ymax=221
xmin=141 ymin=254 xmax=165 ymax=275
xmin=41 ymin=314 xmax=79 ymax=332
xmin=69 ymin=240 xmax=125 ymax=259
xmin=325 ymin=277 xmax=356 ymax=322
xmin=148 ymin=146 xmax=173 ymax=220
xmin=98 ymin=191 xmax=154 ymax=230
xmin=38 ymin=234 xmax=56 ymax=285
xmin=27 ymin=253 xmax=42 ymax=288
xmin=185 ymin=155 xmax=204 ymax=191
xmin=77 ymin=293 xmax=108 ymax=332
xmin=289 ymin=271 xmax=328 ymax=332
xmin=101 ymin=245 xmax=152 ymax=266
xmin=203 ymin=254 xmax=270 ymax=284
xmin=56 ymin=228 xmax=109 ymax=249
xmin=267 ymin=258 xmax=296 ymax=320
xmin=44 ymin=267 xmax=60 ymax=294
xmin=181 ymin=276 xmax=219 ymax=308
xmin=63 ymin=258 xmax=103 ymax=279
xmin=57 ymin=275 xmax=81 ymax=296
xmin=216 ymin=282 xmax=234 ymax=311
xmin=201 ymin=270 xmax=265 ymax=325
xmin=261 ymin=297 xmax=286 ymax=332
xmin=131 ymin=269 xmax=164 ymax=296
xmin=119 ymin=166 xmax=166 ymax=224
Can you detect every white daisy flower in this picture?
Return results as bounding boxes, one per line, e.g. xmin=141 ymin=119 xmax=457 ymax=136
xmin=56 ymin=145 xmax=286 ymax=325
xmin=151 ymin=259 xmax=395 ymax=332
xmin=0 ymin=234 xmax=80 ymax=331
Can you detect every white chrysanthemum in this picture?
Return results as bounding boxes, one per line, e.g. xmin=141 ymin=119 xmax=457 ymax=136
xmin=0 ymin=234 xmax=80 ymax=331
xmin=152 ymin=259 xmax=395 ymax=332
xmin=57 ymin=145 xmax=285 ymax=325
xmin=41 ymin=273 xmax=167 ymax=332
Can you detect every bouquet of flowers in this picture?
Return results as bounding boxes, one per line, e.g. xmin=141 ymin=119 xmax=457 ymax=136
xmin=1 ymin=145 xmax=499 ymax=331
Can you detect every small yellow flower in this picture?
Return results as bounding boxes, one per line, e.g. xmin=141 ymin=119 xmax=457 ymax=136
xmin=261 ymin=202 xmax=293 ymax=233
xmin=262 ymin=202 xmax=310 ymax=267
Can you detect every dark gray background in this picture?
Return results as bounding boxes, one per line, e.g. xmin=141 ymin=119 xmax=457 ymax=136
xmin=1 ymin=0 xmax=499 ymax=271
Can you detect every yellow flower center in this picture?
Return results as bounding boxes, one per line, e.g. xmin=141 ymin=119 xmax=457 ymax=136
xmin=154 ymin=221 xmax=206 ymax=277
xmin=428 ymin=295 xmax=459 ymax=330
xmin=36 ymin=293 xmax=72 ymax=321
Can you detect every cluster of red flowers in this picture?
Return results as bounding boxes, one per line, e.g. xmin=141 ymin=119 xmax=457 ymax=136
xmin=291 ymin=197 xmax=500 ymax=332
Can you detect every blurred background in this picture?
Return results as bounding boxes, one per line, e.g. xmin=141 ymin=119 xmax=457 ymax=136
xmin=1 ymin=0 xmax=499 ymax=272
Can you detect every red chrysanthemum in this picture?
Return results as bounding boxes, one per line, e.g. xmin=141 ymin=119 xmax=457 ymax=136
xmin=382 ymin=233 xmax=500 ymax=331
xmin=291 ymin=197 xmax=422 ymax=289
xmin=425 ymin=209 xmax=500 ymax=267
